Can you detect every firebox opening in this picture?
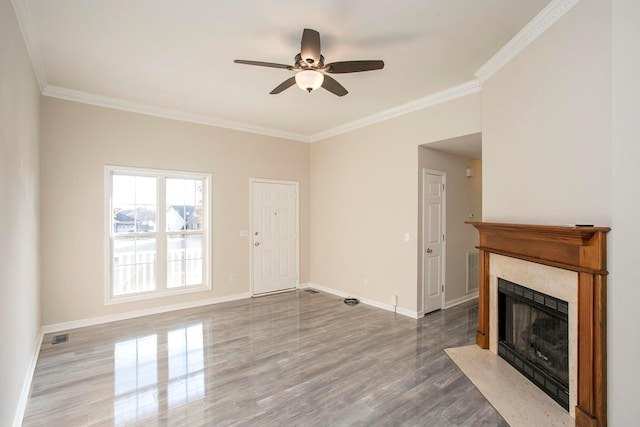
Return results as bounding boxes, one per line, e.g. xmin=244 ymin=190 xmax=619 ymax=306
xmin=497 ymin=278 xmax=569 ymax=411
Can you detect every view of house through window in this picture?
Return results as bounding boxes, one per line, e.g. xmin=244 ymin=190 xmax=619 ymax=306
xmin=166 ymin=178 xmax=204 ymax=288
xmin=106 ymin=166 xmax=211 ymax=302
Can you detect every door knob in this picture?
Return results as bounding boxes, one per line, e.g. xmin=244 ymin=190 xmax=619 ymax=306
xmin=426 ymin=248 xmax=433 ymax=253
xmin=254 ymin=242 xmax=260 ymax=246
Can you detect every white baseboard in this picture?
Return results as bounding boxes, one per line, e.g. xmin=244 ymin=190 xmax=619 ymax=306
xmin=43 ymin=292 xmax=251 ymax=333
xmin=306 ymin=283 xmax=420 ymax=319
xmin=13 ymin=328 xmax=44 ymax=427
xmin=444 ymin=291 xmax=479 ymax=309
xmin=42 ymin=286 xmax=476 ymax=334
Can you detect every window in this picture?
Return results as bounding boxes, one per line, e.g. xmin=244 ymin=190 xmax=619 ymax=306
xmin=105 ymin=166 xmax=211 ymax=303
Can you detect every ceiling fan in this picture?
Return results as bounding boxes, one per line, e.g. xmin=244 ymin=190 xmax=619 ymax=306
xmin=234 ymin=29 xmax=384 ymax=97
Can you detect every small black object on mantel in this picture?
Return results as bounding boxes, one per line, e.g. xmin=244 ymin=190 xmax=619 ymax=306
xmin=344 ymin=298 xmax=359 ymax=306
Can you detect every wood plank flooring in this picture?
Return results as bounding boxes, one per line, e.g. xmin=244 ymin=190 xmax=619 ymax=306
xmin=23 ymin=290 xmax=509 ymax=426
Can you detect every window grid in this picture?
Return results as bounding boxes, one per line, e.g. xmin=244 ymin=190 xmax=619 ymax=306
xmin=106 ymin=166 xmax=211 ymax=304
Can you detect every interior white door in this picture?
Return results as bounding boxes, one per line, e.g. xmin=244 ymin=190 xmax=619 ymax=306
xmin=422 ymin=171 xmax=445 ymax=314
xmin=251 ymin=181 xmax=298 ymax=295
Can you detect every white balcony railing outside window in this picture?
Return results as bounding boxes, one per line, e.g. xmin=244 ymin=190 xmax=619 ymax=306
xmin=113 ymin=248 xmax=203 ymax=296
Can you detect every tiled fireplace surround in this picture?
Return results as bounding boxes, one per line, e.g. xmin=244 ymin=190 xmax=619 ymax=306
xmin=467 ymin=222 xmax=609 ymax=427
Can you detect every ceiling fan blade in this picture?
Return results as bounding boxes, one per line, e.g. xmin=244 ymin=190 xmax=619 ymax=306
xmin=326 ymin=60 xmax=385 ymax=74
xmin=270 ymin=76 xmax=297 ymax=94
xmin=321 ymin=75 xmax=348 ymax=97
xmin=300 ymin=29 xmax=321 ymax=65
xmin=234 ymin=59 xmax=292 ymax=70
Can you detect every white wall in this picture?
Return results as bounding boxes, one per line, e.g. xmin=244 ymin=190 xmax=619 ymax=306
xmin=418 ymin=146 xmax=482 ymax=305
xmin=0 ymin=2 xmax=41 ymax=425
xmin=610 ymin=0 xmax=640 ymax=424
xmin=310 ymin=93 xmax=481 ymax=313
xmin=40 ymin=97 xmax=310 ymax=326
xmin=482 ymin=0 xmax=611 ymax=226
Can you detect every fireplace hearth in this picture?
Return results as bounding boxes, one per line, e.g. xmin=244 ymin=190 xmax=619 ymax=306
xmin=498 ymin=278 xmax=569 ymax=410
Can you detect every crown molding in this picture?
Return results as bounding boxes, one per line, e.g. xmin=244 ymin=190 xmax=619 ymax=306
xmin=308 ymin=80 xmax=481 ymax=142
xmin=11 ymin=0 xmax=48 ymax=91
xmin=475 ymin=0 xmax=582 ymax=82
xmin=42 ymin=82 xmax=480 ymax=145
xmin=43 ymin=85 xmax=311 ymax=142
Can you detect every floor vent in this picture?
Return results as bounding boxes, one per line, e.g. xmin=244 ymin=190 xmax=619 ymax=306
xmin=52 ymin=334 xmax=68 ymax=344
xmin=304 ymin=289 xmax=319 ymax=294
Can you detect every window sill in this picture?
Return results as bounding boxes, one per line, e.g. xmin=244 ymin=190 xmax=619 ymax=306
xmin=105 ymin=283 xmax=212 ymax=305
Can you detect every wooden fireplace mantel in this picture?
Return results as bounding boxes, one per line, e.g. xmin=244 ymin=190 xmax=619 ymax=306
xmin=466 ymin=221 xmax=610 ymax=427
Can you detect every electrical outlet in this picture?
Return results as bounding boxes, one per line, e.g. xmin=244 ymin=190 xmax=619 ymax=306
xmin=364 ymin=277 xmax=368 ymax=286
xmin=229 ymin=273 xmax=235 ymax=283
xmin=391 ymin=294 xmax=398 ymax=306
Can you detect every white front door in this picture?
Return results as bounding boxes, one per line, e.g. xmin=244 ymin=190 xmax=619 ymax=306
xmin=251 ymin=180 xmax=298 ymax=295
xmin=422 ymin=170 xmax=445 ymax=314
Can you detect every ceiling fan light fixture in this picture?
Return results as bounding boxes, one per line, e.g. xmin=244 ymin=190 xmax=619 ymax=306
xmin=295 ymin=70 xmax=324 ymax=93
xmin=234 ymin=28 xmax=383 ymax=96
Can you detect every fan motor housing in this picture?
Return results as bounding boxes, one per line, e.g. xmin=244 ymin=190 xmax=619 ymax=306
xmin=295 ymin=53 xmax=324 ymax=69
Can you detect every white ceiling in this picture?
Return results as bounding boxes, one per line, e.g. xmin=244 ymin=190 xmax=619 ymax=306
xmin=18 ymin=0 xmax=553 ymax=141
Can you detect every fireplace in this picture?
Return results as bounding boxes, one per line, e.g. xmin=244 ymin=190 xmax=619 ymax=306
xmin=498 ymin=278 xmax=569 ymax=410
xmin=467 ymin=222 xmax=609 ymax=427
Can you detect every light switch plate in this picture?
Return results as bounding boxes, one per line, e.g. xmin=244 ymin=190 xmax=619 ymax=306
xmin=240 ymin=230 xmax=249 ymax=237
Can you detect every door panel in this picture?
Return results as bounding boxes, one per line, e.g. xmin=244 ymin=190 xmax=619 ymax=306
xmin=428 ymin=204 xmax=441 ymax=242
xmin=252 ymin=181 xmax=298 ymax=295
xmin=427 ymin=256 xmax=441 ymax=297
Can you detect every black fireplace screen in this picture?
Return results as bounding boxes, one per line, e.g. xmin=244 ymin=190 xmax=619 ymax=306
xmin=498 ymin=278 xmax=570 ymax=410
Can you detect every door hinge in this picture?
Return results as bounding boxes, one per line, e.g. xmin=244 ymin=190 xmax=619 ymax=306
xmin=442 ymin=183 xmax=445 ymax=191
xmin=441 ymin=285 xmax=444 ymax=292
xmin=442 ymin=234 xmax=445 ymax=242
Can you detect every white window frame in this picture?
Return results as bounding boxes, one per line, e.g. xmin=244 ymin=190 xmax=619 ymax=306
xmin=104 ymin=165 xmax=212 ymax=304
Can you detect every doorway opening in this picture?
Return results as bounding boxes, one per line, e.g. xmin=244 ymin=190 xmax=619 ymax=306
xmin=418 ymin=133 xmax=482 ymax=314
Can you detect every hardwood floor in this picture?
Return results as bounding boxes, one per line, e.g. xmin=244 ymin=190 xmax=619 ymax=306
xmin=23 ymin=290 xmax=509 ymax=426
